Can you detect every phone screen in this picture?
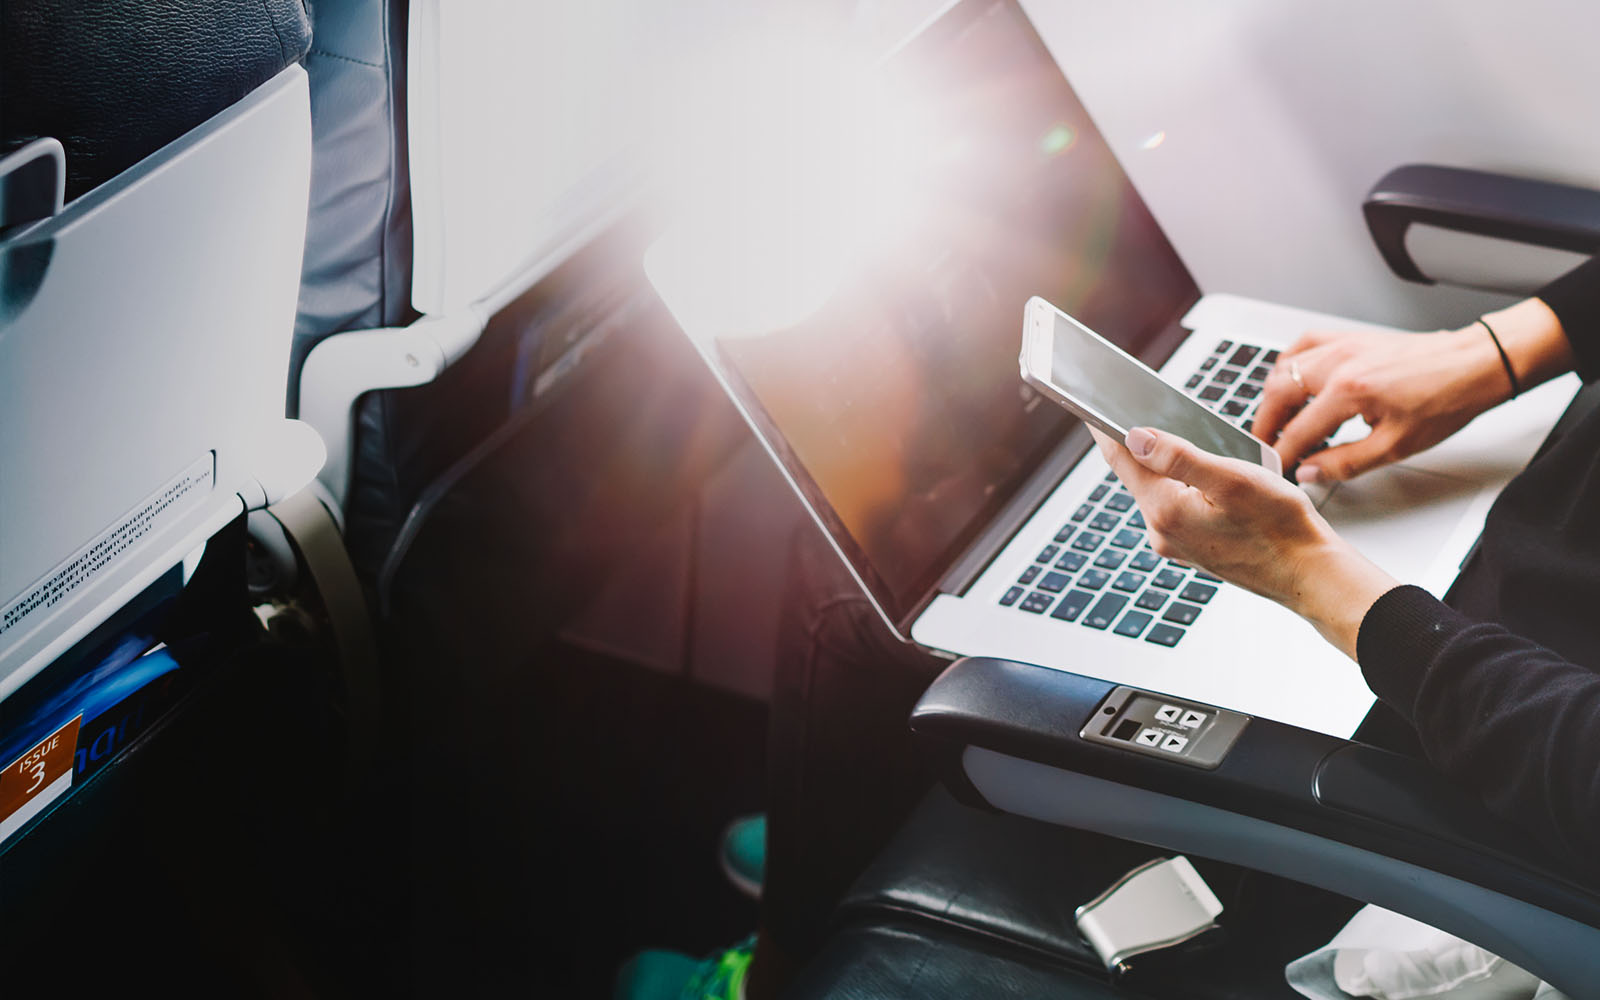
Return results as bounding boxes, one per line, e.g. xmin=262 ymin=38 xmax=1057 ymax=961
xmin=1039 ymin=305 xmax=1270 ymax=468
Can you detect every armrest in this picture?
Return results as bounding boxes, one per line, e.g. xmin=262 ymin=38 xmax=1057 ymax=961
xmin=910 ymin=657 xmax=1600 ymax=995
xmin=1364 ymin=164 xmax=1600 ymax=288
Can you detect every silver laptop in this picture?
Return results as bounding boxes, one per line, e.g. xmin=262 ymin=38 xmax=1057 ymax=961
xmin=659 ymin=0 xmax=1576 ymax=737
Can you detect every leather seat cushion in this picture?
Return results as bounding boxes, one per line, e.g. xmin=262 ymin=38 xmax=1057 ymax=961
xmin=836 ymin=784 xmax=1163 ymax=973
xmin=786 ymin=918 xmax=1124 ymax=1000
xmin=828 ymin=784 xmax=1360 ymax=999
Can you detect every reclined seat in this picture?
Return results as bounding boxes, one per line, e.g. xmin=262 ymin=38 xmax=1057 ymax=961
xmin=0 ymin=0 xmax=320 ymax=788
xmin=0 ymin=5 xmax=371 ymax=981
xmin=286 ymin=0 xmax=744 ymax=708
xmin=293 ymin=0 xmax=744 ymax=588
xmin=783 ymin=166 xmax=1600 ymax=1000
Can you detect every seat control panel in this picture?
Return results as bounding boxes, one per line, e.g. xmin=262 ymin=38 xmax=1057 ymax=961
xmin=1079 ymin=686 xmax=1249 ymax=769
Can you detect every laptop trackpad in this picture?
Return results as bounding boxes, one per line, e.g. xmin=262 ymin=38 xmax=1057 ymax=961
xmin=1314 ymin=465 xmax=1481 ymax=583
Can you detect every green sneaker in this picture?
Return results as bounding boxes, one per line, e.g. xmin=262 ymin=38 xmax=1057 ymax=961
xmin=719 ymin=814 xmax=766 ymax=900
xmin=614 ymin=936 xmax=755 ymax=1000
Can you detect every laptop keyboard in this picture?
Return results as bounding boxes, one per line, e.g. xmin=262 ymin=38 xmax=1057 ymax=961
xmin=999 ymin=339 xmax=1278 ymax=647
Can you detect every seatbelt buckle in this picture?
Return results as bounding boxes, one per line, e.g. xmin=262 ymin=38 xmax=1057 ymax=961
xmin=1075 ymin=855 xmax=1225 ymax=978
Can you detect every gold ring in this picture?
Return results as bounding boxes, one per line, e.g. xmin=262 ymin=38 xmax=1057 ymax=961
xmin=1289 ymin=360 xmax=1308 ymax=395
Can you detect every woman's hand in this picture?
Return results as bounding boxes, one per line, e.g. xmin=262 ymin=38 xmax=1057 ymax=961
xmin=1253 ymin=298 xmax=1575 ymax=482
xmin=1251 ymin=326 xmax=1509 ymax=482
xmin=1091 ymin=426 xmax=1397 ymax=659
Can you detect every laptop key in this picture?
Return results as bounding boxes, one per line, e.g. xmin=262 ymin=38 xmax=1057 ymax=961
xmin=1084 ymin=593 xmax=1129 ymax=629
xmin=1020 ymin=591 xmax=1054 ymax=613
xmin=1038 ymin=571 xmax=1071 ymax=593
xmin=1221 ymin=399 xmax=1248 ymax=418
xmin=1089 ymin=511 xmax=1121 ymax=532
xmin=1130 ymin=550 xmax=1161 ymax=572
xmin=1104 ymin=470 xmax=1120 ymax=482
xmin=1089 ymin=484 xmax=1110 ymax=502
xmin=1215 ymin=339 xmax=1234 ymax=354
xmin=1200 ymin=356 xmax=1218 ymax=371
xmin=1050 ymin=589 xmax=1094 ymax=622
xmin=1234 ymin=382 xmax=1260 ymax=400
xmin=1036 ymin=544 xmax=1060 ymax=563
xmin=1199 ymin=385 xmax=1226 ymax=402
xmin=1072 ymin=532 xmax=1105 ymax=552
xmin=1135 ymin=589 xmax=1168 ymax=611
xmin=1053 ymin=524 xmax=1076 ymax=543
xmin=1000 ymin=586 xmax=1024 ymax=607
xmin=1213 ymin=368 xmax=1238 ymax=385
xmin=1179 ymin=582 xmax=1217 ymax=604
xmin=1018 ymin=565 xmax=1041 ymax=585
xmin=1071 ymin=504 xmax=1094 ymax=522
xmin=1249 ymin=365 xmax=1271 ymax=382
xmin=1163 ymin=601 xmax=1202 ymax=625
xmin=1152 ymin=568 xmax=1186 ymax=590
xmin=1106 ymin=492 xmax=1135 ymax=512
xmin=1127 ymin=510 xmax=1146 ymax=529
xmin=1262 ymin=349 xmax=1280 ymax=364
xmin=1078 ymin=569 xmax=1111 ymax=590
xmin=1185 ymin=374 xmax=1203 ymax=390
xmin=1094 ymin=549 xmax=1126 ymax=570
xmin=1227 ymin=345 xmax=1259 ymax=367
xmin=1054 ymin=551 xmax=1088 ymax=572
xmin=1111 ymin=528 xmax=1143 ymax=549
xmin=1146 ymin=623 xmax=1186 ymax=647
xmin=1113 ymin=571 xmax=1147 ymax=592
xmin=1113 ymin=610 xmax=1153 ymax=638
xmin=1196 ymin=570 xmax=1223 ymax=583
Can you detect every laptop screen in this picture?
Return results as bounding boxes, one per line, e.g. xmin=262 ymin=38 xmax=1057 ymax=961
xmin=713 ymin=0 xmax=1200 ymax=627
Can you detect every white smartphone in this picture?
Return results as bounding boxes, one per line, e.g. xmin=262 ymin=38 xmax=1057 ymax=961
xmin=1019 ymin=296 xmax=1282 ymax=475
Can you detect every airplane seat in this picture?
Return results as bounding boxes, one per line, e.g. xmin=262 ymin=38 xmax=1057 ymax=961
xmin=0 ymin=0 xmax=334 ymax=940
xmin=781 ymin=657 xmax=1600 ymax=1000
xmin=276 ymin=2 xmax=746 ymax=706
xmin=275 ymin=9 xmax=747 ymax=978
xmin=289 ymin=0 xmax=745 ymax=638
xmin=225 ymin=0 xmax=736 ymax=785
xmin=779 ymin=171 xmax=1600 ymax=999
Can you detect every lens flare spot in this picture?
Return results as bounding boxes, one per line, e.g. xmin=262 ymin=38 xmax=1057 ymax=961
xmin=1040 ymin=123 xmax=1076 ymax=156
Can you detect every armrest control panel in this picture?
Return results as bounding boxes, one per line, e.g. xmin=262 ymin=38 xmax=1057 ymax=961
xmin=1079 ymin=686 xmax=1249 ymax=769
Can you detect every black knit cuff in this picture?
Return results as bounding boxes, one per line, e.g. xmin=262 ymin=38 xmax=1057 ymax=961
xmin=1355 ymin=584 xmax=1472 ymax=716
xmin=1537 ymin=254 xmax=1600 ymax=383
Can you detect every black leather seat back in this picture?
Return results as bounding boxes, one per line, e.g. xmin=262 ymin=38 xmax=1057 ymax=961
xmin=1 ymin=0 xmax=311 ymax=202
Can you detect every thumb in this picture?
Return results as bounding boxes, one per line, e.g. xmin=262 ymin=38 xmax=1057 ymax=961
xmin=1125 ymin=426 xmax=1256 ymax=498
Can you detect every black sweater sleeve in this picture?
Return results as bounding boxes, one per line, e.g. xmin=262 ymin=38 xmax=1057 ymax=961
xmin=1357 ymin=585 xmax=1600 ymax=858
xmin=1537 ymin=254 xmax=1600 ymax=382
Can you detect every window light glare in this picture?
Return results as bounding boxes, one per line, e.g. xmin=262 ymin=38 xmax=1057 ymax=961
xmin=646 ymin=34 xmax=927 ymax=342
